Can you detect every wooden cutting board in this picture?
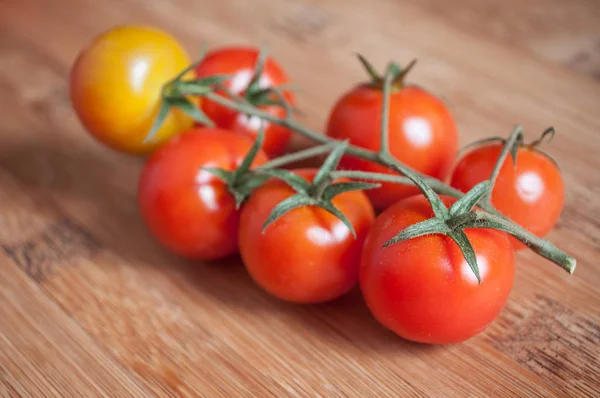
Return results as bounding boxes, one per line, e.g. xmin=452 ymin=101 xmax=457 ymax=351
xmin=1 ymin=0 xmax=599 ymax=396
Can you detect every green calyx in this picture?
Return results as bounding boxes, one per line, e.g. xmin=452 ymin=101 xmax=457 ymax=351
xmin=201 ymin=125 xmax=269 ymax=209
xmin=525 ymin=127 xmax=560 ymax=168
xmin=448 ymin=210 xmax=576 ymax=275
xmin=458 ymin=125 xmax=559 ymax=208
xmin=260 ymin=140 xmax=380 ymax=238
xmin=239 ymin=45 xmax=299 ymax=119
xmin=383 ymin=181 xmax=492 ymax=284
xmin=459 ymin=126 xmax=556 ymax=162
xmin=144 ymin=44 xmax=222 ymax=143
xmin=527 ymin=126 xmax=555 ymax=149
xmin=458 ymin=127 xmax=524 ymax=167
xmin=357 ymin=54 xmax=417 ymax=90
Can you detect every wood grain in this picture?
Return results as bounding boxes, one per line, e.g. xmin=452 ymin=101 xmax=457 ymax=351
xmin=1 ymin=0 xmax=599 ymax=396
xmin=416 ymin=0 xmax=600 ymax=79
xmin=0 ymin=227 xmax=151 ymax=396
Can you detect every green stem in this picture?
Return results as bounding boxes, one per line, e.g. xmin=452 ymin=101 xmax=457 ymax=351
xmin=486 ymin=125 xmax=523 ymax=204
xmin=329 ymin=170 xmax=459 ymax=195
xmin=376 ymin=72 xmax=450 ymax=219
xmin=310 ymin=177 xmax=331 ymax=199
xmin=379 ymin=70 xmax=394 ymax=156
xmin=259 ymin=143 xmax=337 ymax=170
xmin=330 ymin=170 xmax=414 ymax=185
xmin=451 ymin=211 xmax=576 ymax=274
xmin=204 ymin=91 xmax=347 ymax=145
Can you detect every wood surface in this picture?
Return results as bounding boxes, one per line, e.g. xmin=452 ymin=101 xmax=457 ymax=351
xmin=1 ymin=0 xmax=600 ymax=396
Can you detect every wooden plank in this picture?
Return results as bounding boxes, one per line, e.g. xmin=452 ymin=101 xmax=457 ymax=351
xmin=0 ymin=0 xmax=599 ymax=396
xmin=414 ymin=0 xmax=600 ymax=79
xmin=0 ymin=236 xmax=153 ymax=397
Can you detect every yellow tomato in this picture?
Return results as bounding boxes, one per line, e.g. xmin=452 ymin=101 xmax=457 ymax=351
xmin=70 ymin=25 xmax=196 ymax=155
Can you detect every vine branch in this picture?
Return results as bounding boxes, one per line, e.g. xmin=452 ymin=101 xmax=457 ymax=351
xmin=165 ymin=64 xmax=577 ymax=275
xmin=202 ymin=91 xmax=469 ymax=202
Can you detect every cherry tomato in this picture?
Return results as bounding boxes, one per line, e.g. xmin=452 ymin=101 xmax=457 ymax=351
xmin=138 ymin=128 xmax=268 ymax=260
xmin=450 ymin=144 xmax=564 ymax=250
xmin=326 ymin=84 xmax=458 ymax=211
xmin=360 ymin=195 xmax=515 ymax=344
xmin=195 ymin=46 xmax=294 ymax=157
xmin=70 ymin=25 xmax=196 ymax=155
xmin=238 ymin=169 xmax=375 ymax=303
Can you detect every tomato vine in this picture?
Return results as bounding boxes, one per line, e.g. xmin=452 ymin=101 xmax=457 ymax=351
xmin=145 ymin=48 xmax=576 ymax=278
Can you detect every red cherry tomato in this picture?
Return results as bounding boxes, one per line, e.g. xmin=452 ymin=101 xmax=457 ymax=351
xmin=238 ymin=169 xmax=376 ymax=303
xmin=360 ymin=195 xmax=515 ymax=344
xmin=195 ymin=47 xmax=294 ymax=157
xmin=138 ymin=128 xmax=267 ymax=260
xmin=450 ymin=144 xmax=564 ymax=250
xmin=326 ymin=84 xmax=458 ymax=211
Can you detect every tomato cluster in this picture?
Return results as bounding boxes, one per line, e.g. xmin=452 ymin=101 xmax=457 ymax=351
xmin=195 ymin=47 xmax=295 ymax=158
xmin=70 ymin=25 xmax=566 ymax=344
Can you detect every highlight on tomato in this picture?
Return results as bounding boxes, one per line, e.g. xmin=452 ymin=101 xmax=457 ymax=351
xmin=450 ymin=132 xmax=564 ymax=250
xmin=195 ymin=46 xmax=295 ymax=157
xmin=326 ymin=57 xmax=459 ymax=211
xmin=238 ymin=169 xmax=376 ymax=304
xmin=138 ymin=128 xmax=268 ymax=260
xmin=70 ymin=25 xmax=197 ymax=155
xmin=359 ymin=194 xmax=515 ymax=344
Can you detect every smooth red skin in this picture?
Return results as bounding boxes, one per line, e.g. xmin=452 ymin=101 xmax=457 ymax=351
xmin=360 ymin=195 xmax=515 ymax=344
xmin=195 ymin=47 xmax=294 ymax=157
xmin=138 ymin=128 xmax=267 ymax=260
xmin=450 ymin=144 xmax=565 ymax=250
xmin=239 ymin=169 xmax=376 ymax=303
xmin=326 ymin=84 xmax=458 ymax=211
